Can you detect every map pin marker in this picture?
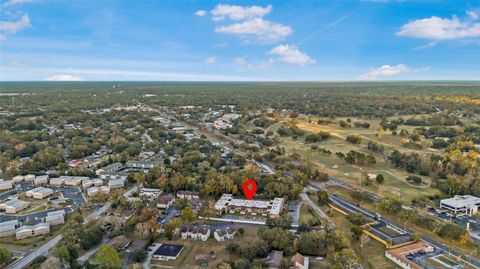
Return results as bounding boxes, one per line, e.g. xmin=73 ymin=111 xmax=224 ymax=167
xmin=242 ymin=180 xmax=257 ymax=200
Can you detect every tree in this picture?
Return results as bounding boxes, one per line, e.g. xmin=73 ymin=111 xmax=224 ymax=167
xmin=351 ymin=226 xmax=363 ymax=242
xmin=375 ymin=174 xmax=385 ymax=186
xmin=180 ymin=206 xmax=196 ymax=223
xmin=131 ymin=248 xmax=147 ymax=263
xmin=163 ymin=219 xmax=180 ymax=240
xmin=317 ymin=190 xmax=329 ymax=205
xmin=0 ymin=247 xmax=12 ymax=266
xmin=93 ymin=245 xmax=122 ymax=269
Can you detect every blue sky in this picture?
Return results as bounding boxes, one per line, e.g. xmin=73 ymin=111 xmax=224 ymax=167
xmin=0 ymin=0 xmax=479 ymax=81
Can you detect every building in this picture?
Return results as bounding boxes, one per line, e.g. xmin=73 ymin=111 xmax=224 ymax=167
xmin=107 ymin=235 xmax=132 ymax=251
xmin=12 ymin=175 xmax=24 ymax=183
xmin=214 ymin=194 xmax=285 ymax=217
xmin=93 ymin=179 xmax=104 ymax=187
xmin=157 ymin=194 xmax=175 ymax=209
xmin=180 ymin=225 xmax=210 ymax=241
xmin=385 ymin=242 xmax=434 ymax=269
xmin=49 ymin=177 xmax=65 ymax=186
xmin=213 ymin=113 xmax=241 ymax=130
xmin=98 ymin=171 xmax=128 ymax=181
xmin=126 ymin=160 xmax=156 ymax=169
xmin=108 ymin=179 xmax=125 ymax=189
xmin=0 ymin=180 xmax=14 ymax=191
xmin=266 ymin=250 xmax=283 ymax=269
xmin=24 ymin=174 xmax=35 ymax=182
xmin=87 ymin=186 xmax=110 ymax=197
xmin=100 ymin=186 xmax=111 ymax=195
xmin=440 ymin=195 xmax=480 ymax=215
xmin=34 ymin=175 xmax=49 ymax=185
xmin=62 ymin=176 xmax=88 ymax=186
xmin=290 ymin=253 xmax=309 ymax=269
xmin=82 ymin=179 xmax=94 ymax=189
xmin=15 ymin=223 xmax=50 ymax=239
xmin=139 ymin=188 xmax=162 ymax=199
xmin=177 ymin=190 xmax=199 ymax=200
xmin=152 ymin=243 xmax=184 ymax=261
xmin=0 ymin=199 xmax=30 ymax=214
xmin=45 ymin=210 xmax=65 ymax=225
xmin=213 ymin=226 xmax=236 ymax=242
xmin=26 ymin=187 xmax=54 ymax=199
xmin=0 ymin=220 xmax=19 ymax=238
xmin=96 ymin=162 xmax=123 ymax=175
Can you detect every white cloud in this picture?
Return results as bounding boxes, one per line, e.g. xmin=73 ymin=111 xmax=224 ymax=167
xmin=0 ymin=14 xmax=30 ymax=39
xmin=215 ymin=18 xmax=292 ymax=44
xmin=269 ymin=44 xmax=315 ymax=66
xmin=211 ymin=4 xmax=272 ymax=21
xmin=204 ymin=56 xmax=216 ymax=64
xmin=3 ymin=0 xmax=33 ymax=7
xmin=467 ymin=11 xmax=479 ymax=20
xmin=397 ymin=16 xmax=480 ymax=41
xmin=234 ymin=57 xmax=247 ymax=65
xmin=194 ymin=10 xmax=207 ymax=17
xmin=360 ymin=64 xmax=428 ymax=80
xmin=45 ymin=74 xmax=83 ymax=81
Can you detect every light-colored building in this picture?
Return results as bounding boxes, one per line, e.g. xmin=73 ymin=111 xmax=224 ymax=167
xmin=290 ymin=253 xmax=309 ymax=269
xmin=87 ymin=187 xmax=99 ymax=197
xmin=176 ymin=190 xmax=199 ymax=200
xmin=385 ymin=242 xmax=434 ymax=269
xmin=180 ymin=225 xmax=210 ymax=241
xmin=0 ymin=199 xmax=30 ymax=214
xmin=157 ymin=194 xmax=175 ymax=209
xmin=139 ymin=188 xmax=162 ymax=199
xmin=49 ymin=177 xmax=65 ymax=186
xmin=100 ymin=186 xmax=110 ymax=195
xmin=26 ymin=187 xmax=54 ymax=199
xmin=0 ymin=180 xmax=14 ymax=191
xmin=213 ymin=226 xmax=236 ymax=242
xmin=63 ymin=176 xmax=87 ymax=186
xmin=24 ymin=174 xmax=35 ymax=182
xmin=12 ymin=175 xmax=24 ymax=183
xmin=82 ymin=179 xmax=94 ymax=189
xmin=34 ymin=175 xmax=49 ymax=185
xmin=93 ymin=179 xmax=104 ymax=187
xmin=0 ymin=220 xmax=19 ymax=238
xmin=108 ymin=179 xmax=125 ymax=189
xmin=45 ymin=210 xmax=65 ymax=225
xmin=126 ymin=160 xmax=156 ymax=169
xmin=214 ymin=194 xmax=285 ymax=217
xmin=15 ymin=223 xmax=50 ymax=240
xmin=440 ymin=195 xmax=480 ymax=215
xmin=96 ymin=162 xmax=123 ymax=175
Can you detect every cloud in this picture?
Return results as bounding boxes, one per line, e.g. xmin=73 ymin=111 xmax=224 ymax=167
xmin=45 ymin=74 xmax=83 ymax=81
xmin=194 ymin=10 xmax=207 ymax=17
xmin=234 ymin=57 xmax=247 ymax=65
xmin=467 ymin=11 xmax=479 ymax=20
xmin=3 ymin=0 xmax=33 ymax=7
xmin=204 ymin=56 xmax=216 ymax=64
xmin=0 ymin=14 xmax=30 ymax=39
xmin=269 ymin=44 xmax=315 ymax=66
xmin=360 ymin=64 xmax=428 ymax=80
xmin=215 ymin=18 xmax=292 ymax=43
xmin=397 ymin=16 xmax=480 ymax=41
xmin=211 ymin=4 xmax=272 ymax=21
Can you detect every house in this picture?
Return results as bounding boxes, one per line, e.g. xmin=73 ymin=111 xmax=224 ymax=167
xmin=0 ymin=199 xmax=30 ymax=214
xmin=45 ymin=210 xmax=65 ymax=225
xmin=213 ymin=226 xmax=236 ymax=241
xmin=96 ymin=162 xmax=124 ymax=175
xmin=152 ymin=243 xmax=184 ymax=261
xmin=34 ymin=175 xmax=49 ymax=185
xmin=180 ymin=225 xmax=210 ymax=241
xmin=26 ymin=187 xmax=54 ymax=199
xmin=385 ymin=242 xmax=434 ymax=269
xmin=0 ymin=220 xmax=19 ymax=238
xmin=107 ymin=235 xmax=132 ymax=251
xmin=139 ymin=188 xmax=162 ymax=199
xmin=126 ymin=160 xmax=156 ymax=169
xmin=12 ymin=175 xmax=24 ymax=183
xmin=0 ymin=180 xmax=13 ymax=191
xmin=24 ymin=174 xmax=35 ymax=182
xmin=87 ymin=186 xmax=110 ymax=197
xmin=61 ymin=176 xmax=86 ymax=186
xmin=93 ymin=179 xmax=104 ymax=187
xmin=82 ymin=179 xmax=94 ymax=189
xmin=266 ymin=250 xmax=284 ymax=269
xmin=177 ymin=190 xmax=199 ymax=200
xmin=157 ymin=194 xmax=175 ymax=209
xmin=49 ymin=177 xmax=65 ymax=186
xmin=15 ymin=223 xmax=50 ymax=239
xmin=108 ymin=179 xmax=125 ymax=189
xmin=290 ymin=253 xmax=309 ymax=269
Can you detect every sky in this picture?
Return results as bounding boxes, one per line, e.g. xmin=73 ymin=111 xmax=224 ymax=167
xmin=0 ymin=0 xmax=479 ymax=81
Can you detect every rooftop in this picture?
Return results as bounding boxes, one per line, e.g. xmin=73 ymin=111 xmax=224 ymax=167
xmin=154 ymin=243 xmax=184 ymax=257
xmin=441 ymin=195 xmax=480 ymax=208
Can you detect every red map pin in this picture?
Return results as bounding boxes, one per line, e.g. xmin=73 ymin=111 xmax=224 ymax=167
xmin=242 ymin=180 xmax=257 ymax=200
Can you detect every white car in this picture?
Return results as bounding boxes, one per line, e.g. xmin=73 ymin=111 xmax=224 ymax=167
xmin=315 ymin=257 xmax=324 ymax=261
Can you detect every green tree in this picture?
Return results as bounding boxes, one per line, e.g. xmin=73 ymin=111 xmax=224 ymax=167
xmin=0 ymin=247 xmax=12 ymax=266
xmin=351 ymin=226 xmax=363 ymax=242
xmin=180 ymin=206 xmax=196 ymax=223
xmin=94 ymin=245 xmax=122 ymax=269
xmin=317 ymin=190 xmax=329 ymax=205
xmin=375 ymin=174 xmax=385 ymax=186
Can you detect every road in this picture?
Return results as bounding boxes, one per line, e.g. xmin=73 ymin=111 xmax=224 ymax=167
xmin=300 ymin=189 xmax=328 ymax=219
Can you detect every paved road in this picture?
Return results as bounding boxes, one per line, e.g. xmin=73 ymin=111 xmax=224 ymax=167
xmin=300 ymin=190 xmax=328 ymax=219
